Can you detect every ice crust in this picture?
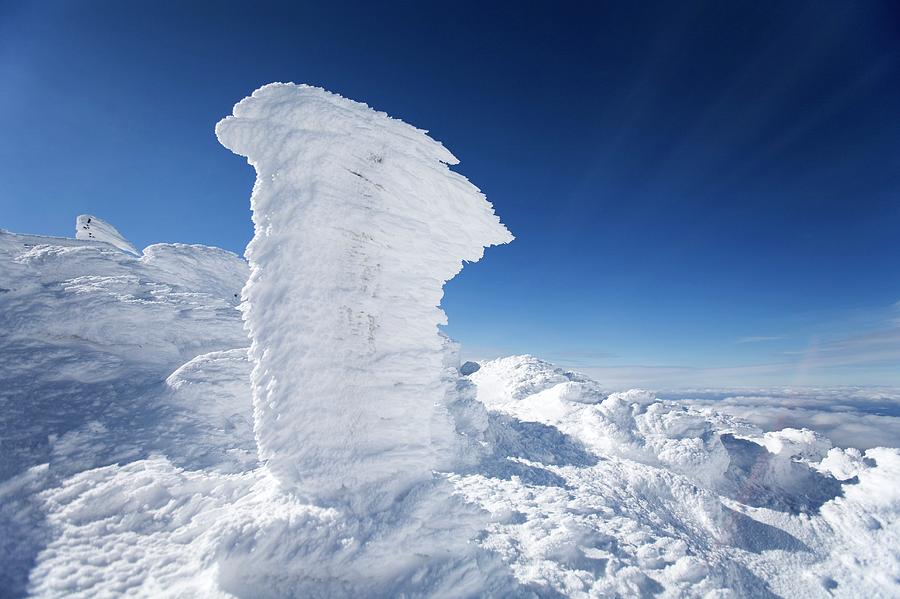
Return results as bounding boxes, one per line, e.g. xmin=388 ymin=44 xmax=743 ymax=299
xmin=215 ymin=83 xmax=512 ymax=508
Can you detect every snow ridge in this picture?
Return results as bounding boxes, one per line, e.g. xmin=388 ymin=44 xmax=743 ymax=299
xmin=216 ymin=83 xmax=512 ymax=510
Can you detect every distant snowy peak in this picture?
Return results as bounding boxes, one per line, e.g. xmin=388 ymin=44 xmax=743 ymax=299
xmin=75 ymin=214 xmax=140 ymax=255
xmin=469 ymin=354 xmax=606 ymax=406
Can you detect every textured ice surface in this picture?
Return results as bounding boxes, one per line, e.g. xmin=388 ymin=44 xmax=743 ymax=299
xmin=216 ymin=83 xmax=512 ymax=509
xmin=0 ymin=226 xmax=250 ymax=597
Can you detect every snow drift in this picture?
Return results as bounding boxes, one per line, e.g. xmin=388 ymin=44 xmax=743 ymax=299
xmin=215 ymin=83 xmax=512 ymax=510
xmin=75 ymin=214 xmax=139 ymax=256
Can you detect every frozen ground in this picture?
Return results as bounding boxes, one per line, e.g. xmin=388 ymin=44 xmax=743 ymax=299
xmin=1 ymin=85 xmax=897 ymax=598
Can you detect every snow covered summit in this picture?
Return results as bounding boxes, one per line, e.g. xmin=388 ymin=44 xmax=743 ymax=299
xmin=0 ymin=84 xmax=898 ymax=598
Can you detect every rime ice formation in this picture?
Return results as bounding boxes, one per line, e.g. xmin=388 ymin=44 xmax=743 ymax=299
xmin=216 ymin=83 xmax=513 ymax=509
xmin=75 ymin=214 xmax=140 ymax=255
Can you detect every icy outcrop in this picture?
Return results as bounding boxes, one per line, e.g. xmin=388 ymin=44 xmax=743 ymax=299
xmin=216 ymin=83 xmax=512 ymax=509
xmin=0 ymin=231 xmax=246 ymax=373
xmin=460 ymin=360 xmax=481 ymax=375
xmin=75 ymin=214 xmax=139 ymax=255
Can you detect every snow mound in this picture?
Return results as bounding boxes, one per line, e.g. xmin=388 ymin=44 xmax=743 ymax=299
xmin=75 ymin=215 xmax=139 ymax=255
xmin=460 ymin=356 xmax=900 ymax=597
xmin=216 ymin=83 xmax=512 ymax=509
xmin=470 ymin=354 xmax=606 ymax=407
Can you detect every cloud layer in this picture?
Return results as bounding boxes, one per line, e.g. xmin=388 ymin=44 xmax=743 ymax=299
xmin=661 ymin=387 xmax=900 ymax=449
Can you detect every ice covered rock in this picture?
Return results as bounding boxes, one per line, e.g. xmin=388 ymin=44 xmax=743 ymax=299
xmin=142 ymin=243 xmax=249 ymax=301
xmin=216 ymin=83 xmax=512 ymax=510
xmin=75 ymin=214 xmax=139 ymax=256
xmin=460 ymin=360 xmax=481 ymax=375
xmin=471 ymin=356 xmax=850 ymax=512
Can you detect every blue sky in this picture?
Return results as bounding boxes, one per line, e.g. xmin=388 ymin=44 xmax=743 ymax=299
xmin=2 ymin=1 xmax=898 ymax=386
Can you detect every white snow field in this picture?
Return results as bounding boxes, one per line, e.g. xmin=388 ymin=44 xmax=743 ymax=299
xmin=0 ymin=84 xmax=897 ymax=598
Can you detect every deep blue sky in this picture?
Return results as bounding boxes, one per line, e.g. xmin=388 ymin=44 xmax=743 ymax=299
xmin=2 ymin=1 xmax=899 ymax=386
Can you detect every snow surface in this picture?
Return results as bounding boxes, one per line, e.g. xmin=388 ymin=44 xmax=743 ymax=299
xmin=2 ymin=228 xmax=899 ymax=599
xmin=1 ymin=84 xmax=898 ymax=598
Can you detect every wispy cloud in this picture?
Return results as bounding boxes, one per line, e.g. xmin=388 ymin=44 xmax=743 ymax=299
xmin=539 ymin=348 xmax=618 ymax=366
xmin=890 ymin=299 xmax=900 ymax=326
xmin=575 ymin=302 xmax=900 ymax=388
xmin=736 ymin=335 xmax=785 ymax=344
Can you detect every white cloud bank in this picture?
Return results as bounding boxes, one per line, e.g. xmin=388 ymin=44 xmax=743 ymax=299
xmin=662 ymin=387 xmax=900 ymax=449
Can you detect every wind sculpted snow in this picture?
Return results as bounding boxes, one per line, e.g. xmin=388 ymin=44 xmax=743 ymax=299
xmin=0 ymin=85 xmax=898 ymax=598
xmin=215 ymin=83 xmax=513 ymax=510
xmin=75 ymin=215 xmax=140 ymax=256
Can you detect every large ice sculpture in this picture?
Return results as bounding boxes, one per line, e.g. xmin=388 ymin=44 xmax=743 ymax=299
xmin=216 ymin=83 xmax=512 ymax=510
